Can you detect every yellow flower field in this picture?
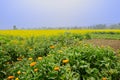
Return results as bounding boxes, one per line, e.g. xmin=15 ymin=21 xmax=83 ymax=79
xmin=0 ymin=29 xmax=120 ymax=37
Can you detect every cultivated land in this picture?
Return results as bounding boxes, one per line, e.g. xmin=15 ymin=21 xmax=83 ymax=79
xmin=86 ymin=39 xmax=120 ymax=51
xmin=0 ymin=29 xmax=120 ymax=80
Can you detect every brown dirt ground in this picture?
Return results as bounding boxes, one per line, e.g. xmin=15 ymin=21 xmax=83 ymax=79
xmin=85 ymin=39 xmax=120 ymax=52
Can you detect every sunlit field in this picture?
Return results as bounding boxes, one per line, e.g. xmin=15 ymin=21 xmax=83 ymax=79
xmin=0 ymin=29 xmax=120 ymax=80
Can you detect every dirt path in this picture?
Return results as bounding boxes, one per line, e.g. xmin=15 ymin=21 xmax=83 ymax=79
xmin=85 ymin=39 xmax=120 ymax=51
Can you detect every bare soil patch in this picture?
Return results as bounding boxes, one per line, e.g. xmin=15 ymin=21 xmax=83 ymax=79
xmin=86 ymin=39 xmax=120 ymax=51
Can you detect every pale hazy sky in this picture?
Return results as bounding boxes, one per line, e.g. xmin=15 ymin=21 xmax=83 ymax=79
xmin=0 ymin=0 xmax=120 ymax=29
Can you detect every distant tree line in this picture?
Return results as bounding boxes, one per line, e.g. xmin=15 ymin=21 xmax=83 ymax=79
xmin=87 ymin=23 xmax=120 ymax=29
xmin=13 ymin=22 xmax=120 ymax=30
xmin=69 ymin=23 xmax=120 ymax=29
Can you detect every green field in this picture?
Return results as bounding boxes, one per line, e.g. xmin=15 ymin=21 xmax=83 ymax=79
xmin=0 ymin=31 xmax=120 ymax=80
xmin=91 ymin=32 xmax=120 ymax=40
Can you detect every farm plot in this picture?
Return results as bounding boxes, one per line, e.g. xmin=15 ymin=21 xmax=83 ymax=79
xmin=0 ymin=30 xmax=120 ymax=80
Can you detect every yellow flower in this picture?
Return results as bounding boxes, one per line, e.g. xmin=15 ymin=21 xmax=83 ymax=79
xmin=54 ymin=66 xmax=60 ymax=71
xmin=34 ymin=68 xmax=38 ymax=72
xmin=28 ymin=58 xmax=33 ymax=60
xmin=15 ymin=78 xmax=19 ymax=80
xmin=102 ymin=77 xmax=107 ymax=80
xmin=50 ymin=45 xmax=55 ymax=49
xmin=38 ymin=57 xmax=42 ymax=60
xmin=62 ymin=59 xmax=69 ymax=64
xmin=8 ymin=76 xmax=14 ymax=79
xmin=30 ymin=62 xmax=37 ymax=67
xmin=17 ymin=71 xmax=21 ymax=75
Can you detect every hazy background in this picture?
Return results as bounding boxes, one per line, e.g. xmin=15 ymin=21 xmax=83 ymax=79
xmin=0 ymin=0 xmax=120 ymax=29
